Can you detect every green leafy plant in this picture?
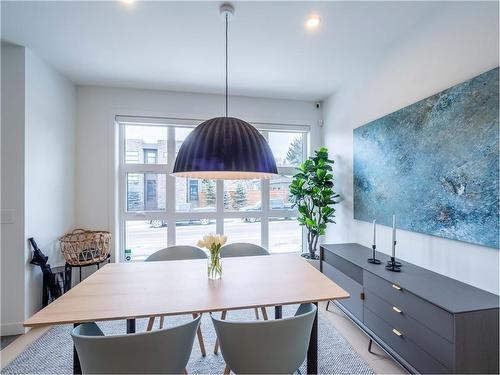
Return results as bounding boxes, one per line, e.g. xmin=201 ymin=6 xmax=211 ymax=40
xmin=289 ymin=147 xmax=340 ymax=259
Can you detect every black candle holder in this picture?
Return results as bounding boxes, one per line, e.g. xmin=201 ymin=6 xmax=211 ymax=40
xmin=386 ymin=256 xmax=401 ymax=272
xmin=367 ymin=245 xmax=381 ymax=264
xmin=386 ymin=241 xmax=402 ymax=272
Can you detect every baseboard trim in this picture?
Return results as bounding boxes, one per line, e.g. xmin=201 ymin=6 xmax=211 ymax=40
xmin=1 ymin=322 xmax=25 ymax=336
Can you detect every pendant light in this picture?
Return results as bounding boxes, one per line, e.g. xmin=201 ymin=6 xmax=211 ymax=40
xmin=172 ymin=3 xmax=278 ymax=179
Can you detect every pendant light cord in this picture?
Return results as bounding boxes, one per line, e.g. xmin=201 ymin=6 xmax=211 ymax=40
xmin=225 ymin=13 xmax=228 ymax=118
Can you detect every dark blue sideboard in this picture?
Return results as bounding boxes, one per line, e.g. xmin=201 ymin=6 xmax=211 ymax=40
xmin=320 ymin=243 xmax=499 ymax=374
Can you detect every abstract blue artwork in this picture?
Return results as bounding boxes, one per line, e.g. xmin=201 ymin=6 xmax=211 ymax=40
xmin=354 ymin=68 xmax=499 ymax=248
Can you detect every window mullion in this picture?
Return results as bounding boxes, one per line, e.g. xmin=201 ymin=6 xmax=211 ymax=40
xmin=118 ymin=124 xmax=126 ymax=261
xmin=123 ymin=164 xmax=165 ymax=174
xmin=260 ymin=130 xmax=269 ymax=250
xmin=216 ymin=180 xmax=224 ymax=235
xmin=261 ymin=178 xmax=270 ymax=250
xmin=302 ymin=132 xmax=307 ymax=254
xmin=166 ymin=126 xmax=176 ymax=246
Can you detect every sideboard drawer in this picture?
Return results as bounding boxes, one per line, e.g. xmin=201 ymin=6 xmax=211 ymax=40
xmin=364 ymin=308 xmax=451 ymax=374
xmin=323 ymin=250 xmax=363 ymax=284
xmin=365 ymin=289 xmax=454 ymax=370
xmin=322 ymin=262 xmax=363 ymax=321
xmin=364 ymin=271 xmax=454 ymax=342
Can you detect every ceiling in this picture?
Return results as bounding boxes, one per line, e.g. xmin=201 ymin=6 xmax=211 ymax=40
xmin=1 ymin=1 xmax=495 ymax=100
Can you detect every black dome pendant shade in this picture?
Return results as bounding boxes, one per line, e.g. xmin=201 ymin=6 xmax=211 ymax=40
xmin=172 ymin=3 xmax=278 ymax=179
xmin=173 ymin=116 xmax=278 ymax=179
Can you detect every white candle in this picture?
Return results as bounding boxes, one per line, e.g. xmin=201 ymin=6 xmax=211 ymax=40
xmin=372 ymin=220 xmax=376 ymax=246
xmin=392 ymin=214 xmax=396 ymax=257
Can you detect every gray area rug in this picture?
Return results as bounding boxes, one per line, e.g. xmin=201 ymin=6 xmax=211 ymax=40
xmin=2 ymin=306 xmax=373 ymax=374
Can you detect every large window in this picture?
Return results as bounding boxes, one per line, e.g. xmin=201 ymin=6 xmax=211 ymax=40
xmin=119 ymin=119 xmax=308 ymax=261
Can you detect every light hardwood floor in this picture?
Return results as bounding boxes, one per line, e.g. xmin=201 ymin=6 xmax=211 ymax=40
xmin=1 ymin=301 xmax=406 ymax=374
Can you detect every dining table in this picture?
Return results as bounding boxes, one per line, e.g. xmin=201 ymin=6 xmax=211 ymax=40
xmin=24 ymin=254 xmax=349 ymax=374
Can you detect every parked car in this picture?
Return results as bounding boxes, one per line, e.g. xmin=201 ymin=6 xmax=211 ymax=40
xmin=150 ymin=204 xmax=214 ymax=228
xmin=241 ymin=199 xmax=293 ymax=223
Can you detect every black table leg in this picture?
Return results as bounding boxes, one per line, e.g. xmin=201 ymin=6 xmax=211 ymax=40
xmin=42 ymin=274 xmax=49 ymax=308
xmin=64 ymin=264 xmax=72 ymax=293
xmin=127 ymin=318 xmax=136 ymax=333
xmin=73 ymin=323 xmax=82 ymax=375
xmin=274 ymin=305 xmax=282 ymax=319
xmin=307 ymin=302 xmax=318 ymax=374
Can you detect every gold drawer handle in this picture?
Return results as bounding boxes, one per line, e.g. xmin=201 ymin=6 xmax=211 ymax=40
xmin=392 ymin=284 xmax=402 ymax=291
xmin=392 ymin=328 xmax=403 ymax=337
xmin=392 ymin=306 xmax=402 ymax=313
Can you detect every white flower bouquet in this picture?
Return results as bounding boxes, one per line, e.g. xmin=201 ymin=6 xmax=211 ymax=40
xmin=197 ymin=233 xmax=227 ymax=279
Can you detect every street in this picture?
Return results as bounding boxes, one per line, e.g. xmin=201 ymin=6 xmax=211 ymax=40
xmin=126 ymin=219 xmax=302 ymax=260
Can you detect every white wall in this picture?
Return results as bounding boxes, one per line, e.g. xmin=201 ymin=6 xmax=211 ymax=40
xmin=322 ymin=3 xmax=499 ymax=294
xmin=75 ymin=86 xmax=322 ymax=258
xmin=24 ymin=49 xmax=76 ymax=319
xmin=1 ymin=44 xmax=26 ymax=335
xmin=0 ymin=44 xmax=76 ymax=334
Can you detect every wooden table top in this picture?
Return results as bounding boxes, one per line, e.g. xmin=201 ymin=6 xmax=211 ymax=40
xmin=24 ymin=254 xmax=349 ymax=327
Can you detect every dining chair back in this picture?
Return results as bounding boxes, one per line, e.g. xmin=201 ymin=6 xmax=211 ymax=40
xmin=71 ymin=315 xmax=201 ymax=374
xmin=220 ymin=243 xmax=269 ymax=258
xmin=144 ymin=245 xmax=208 ymax=356
xmin=145 ymin=245 xmax=207 ymax=262
xmin=212 ymin=303 xmax=317 ymax=374
xmin=214 ymin=242 xmax=270 ymax=356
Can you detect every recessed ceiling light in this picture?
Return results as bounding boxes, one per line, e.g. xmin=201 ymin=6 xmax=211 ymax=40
xmin=120 ymin=0 xmax=135 ymax=5
xmin=305 ymin=15 xmax=321 ymax=30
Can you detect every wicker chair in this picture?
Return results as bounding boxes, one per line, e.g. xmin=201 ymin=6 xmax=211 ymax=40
xmin=59 ymin=229 xmax=111 ymax=284
xmin=60 ymin=229 xmax=111 ymax=266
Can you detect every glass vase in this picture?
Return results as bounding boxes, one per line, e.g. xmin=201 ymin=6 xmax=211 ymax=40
xmin=207 ymin=252 xmax=222 ymax=280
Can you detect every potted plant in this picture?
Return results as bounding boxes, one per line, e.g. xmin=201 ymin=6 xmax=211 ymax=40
xmin=290 ymin=147 xmax=340 ymax=263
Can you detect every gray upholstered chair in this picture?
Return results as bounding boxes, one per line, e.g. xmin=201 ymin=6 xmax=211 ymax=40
xmin=212 ymin=303 xmax=317 ymax=374
xmin=145 ymin=245 xmax=207 ymax=356
xmin=220 ymin=242 xmax=269 ymax=323
xmin=71 ymin=315 xmax=201 ymax=374
xmin=219 ymin=242 xmax=269 ymax=258
xmin=214 ymin=243 xmax=270 ymax=354
xmin=145 ymin=245 xmax=207 ymax=262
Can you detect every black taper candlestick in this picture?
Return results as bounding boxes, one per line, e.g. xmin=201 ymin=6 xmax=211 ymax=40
xmin=367 ymin=244 xmax=381 ymax=264
xmin=386 ymin=241 xmax=402 ymax=272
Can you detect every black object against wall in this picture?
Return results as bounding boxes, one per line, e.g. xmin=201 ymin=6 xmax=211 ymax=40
xmin=64 ymin=253 xmax=110 ymax=287
xmin=385 ymin=254 xmax=402 ymax=272
xmin=367 ymin=245 xmax=381 ymax=264
xmin=321 ymin=243 xmax=499 ymax=374
xmin=29 ymin=237 xmax=62 ymax=307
